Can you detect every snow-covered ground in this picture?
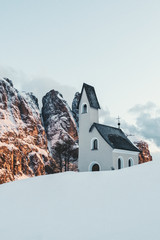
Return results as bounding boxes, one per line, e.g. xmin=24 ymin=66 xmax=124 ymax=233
xmin=0 ymin=161 xmax=160 ymax=240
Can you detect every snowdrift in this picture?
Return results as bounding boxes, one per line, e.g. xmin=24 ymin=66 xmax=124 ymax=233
xmin=0 ymin=161 xmax=160 ymax=240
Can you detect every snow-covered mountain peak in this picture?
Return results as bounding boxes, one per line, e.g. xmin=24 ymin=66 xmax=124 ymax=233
xmin=42 ymin=89 xmax=78 ymax=172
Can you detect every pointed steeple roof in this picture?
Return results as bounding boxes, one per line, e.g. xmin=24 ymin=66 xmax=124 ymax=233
xmin=78 ymin=83 xmax=101 ymax=109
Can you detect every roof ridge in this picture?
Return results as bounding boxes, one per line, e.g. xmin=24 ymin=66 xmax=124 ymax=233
xmin=94 ymin=122 xmax=120 ymax=131
xmin=83 ymin=82 xmax=93 ymax=88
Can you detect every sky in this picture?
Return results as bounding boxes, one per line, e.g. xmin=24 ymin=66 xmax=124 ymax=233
xmin=0 ymin=0 xmax=160 ymax=159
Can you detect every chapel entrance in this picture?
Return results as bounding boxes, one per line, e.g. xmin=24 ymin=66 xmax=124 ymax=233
xmin=92 ymin=164 xmax=100 ymax=171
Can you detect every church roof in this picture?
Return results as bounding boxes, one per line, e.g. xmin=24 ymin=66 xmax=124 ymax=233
xmin=90 ymin=123 xmax=140 ymax=152
xmin=78 ymin=83 xmax=101 ymax=109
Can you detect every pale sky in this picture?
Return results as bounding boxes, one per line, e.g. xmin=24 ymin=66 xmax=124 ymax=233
xmin=0 ymin=0 xmax=160 ymax=159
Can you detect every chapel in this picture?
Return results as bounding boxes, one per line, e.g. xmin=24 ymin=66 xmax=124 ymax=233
xmin=78 ymin=83 xmax=140 ymax=172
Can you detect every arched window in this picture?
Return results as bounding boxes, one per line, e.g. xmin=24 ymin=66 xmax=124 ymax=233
xmin=128 ymin=158 xmax=134 ymax=167
xmin=91 ymin=138 xmax=99 ymax=150
xmin=82 ymin=103 xmax=87 ymax=114
xmin=118 ymin=157 xmax=123 ymax=169
xmin=93 ymin=139 xmax=98 ymax=150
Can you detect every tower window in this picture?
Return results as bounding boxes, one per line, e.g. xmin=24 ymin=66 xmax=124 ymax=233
xmin=82 ymin=104 xmax=87 ymax=114
xmin=91 ymin=138 xmax=99 ymax=150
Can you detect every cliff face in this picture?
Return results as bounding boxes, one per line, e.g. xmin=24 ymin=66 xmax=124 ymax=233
xmin=72 ymin=92 xmax=80 ymax=128
xmin=134 ymin=141 xmax=152 ymax=164
xmin=42 ymin=90 xmax=78 ymax=172
xmin=0 ymin=78 xmax=58 ymax=184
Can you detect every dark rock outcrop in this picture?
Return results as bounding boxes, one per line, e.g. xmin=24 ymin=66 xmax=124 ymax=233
xmin=42 ymin=90 xmax=78 ymax=172
xmin=72 ymin=92 xmax=80 ymax=128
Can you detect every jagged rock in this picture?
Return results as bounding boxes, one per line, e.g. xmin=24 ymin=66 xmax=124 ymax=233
xmin=134 ymin=141 xmax=152 ymax=163
xmin=0 ymin=77 xmax=59 ymax=184
xmin=3 ymin=78 xmax=13 ymax=87
xmin=72 ymin=92 xmax=80 ymax=128
xmin=42 ymin=89 xmax=78 ymax=172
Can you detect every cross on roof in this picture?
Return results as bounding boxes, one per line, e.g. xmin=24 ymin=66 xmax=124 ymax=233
xmin=116 ymin=116 xmax=121 ymax=129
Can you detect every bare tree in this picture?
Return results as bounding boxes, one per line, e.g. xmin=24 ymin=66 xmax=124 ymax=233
xmin=54 ymin=138 xmax=78 ymax=172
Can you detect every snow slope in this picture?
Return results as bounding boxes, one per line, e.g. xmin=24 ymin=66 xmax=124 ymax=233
xmin=0 ymin=161 xmax=160 ymax=240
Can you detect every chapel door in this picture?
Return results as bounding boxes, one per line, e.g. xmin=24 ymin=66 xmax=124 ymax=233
xmin=92 ymin=164 xmax=100 ymax=171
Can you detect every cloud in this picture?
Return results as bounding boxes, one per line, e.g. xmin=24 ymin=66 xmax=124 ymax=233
xmin=129 ymin=102 xmax=157 ymax=113
xmin=0 ymin=65 xmax=77 ymax=108
xmin=126 ymin=102 xmax=160 ymax=148
xmin=135 ymin=112 xmax=160 ymax=147
xmin=99 ymin=107 xmax=117 ymax=127
xmin=99 ymin=106 xmax=138 ymax=134
xmin=100 ymin=102 xmax=160 ymax=158
xmin=21 ymin=76 xmax=77 ymax=108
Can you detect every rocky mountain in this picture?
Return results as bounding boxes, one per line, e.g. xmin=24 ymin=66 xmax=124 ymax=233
xmin=42 ymin=90 xmax=78 ymax=172
xmin=0 ymin=77 xmax=58 ymax=184
xmin=134 ymin=141 xmax=152 ymax=163
xmin=72 ymin=92 xmax=81 ymax=128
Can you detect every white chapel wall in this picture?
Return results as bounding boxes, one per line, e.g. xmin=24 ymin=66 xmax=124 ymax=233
xmin=79 ymin=125 xmax=113 ymax=172
xmin=78 ymin=89 xmax=103 ymax=171
xmin=112 ymin=149 xmax=139 ymax=170
xmin=87 ymin=127 xmax=113 ymax=171
xmin=78 ymin=89 xmax=92 ymax=171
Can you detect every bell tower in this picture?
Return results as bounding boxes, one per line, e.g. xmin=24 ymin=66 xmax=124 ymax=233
xmin=78 ymin=83 xmax=100 ymax=171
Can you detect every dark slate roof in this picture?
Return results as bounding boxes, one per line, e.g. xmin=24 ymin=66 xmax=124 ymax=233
xmin=90 ymin=123 xmax=140 ymax=152
xmin=78 ymin=83 xmax=101 ymax=109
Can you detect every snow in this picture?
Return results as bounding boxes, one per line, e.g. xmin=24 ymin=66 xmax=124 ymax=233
xmin=0 ymin=109 xmax=20 ymax=136
xmin=57 ymin=91 xmax=77 ymax=129
xmin=0 ymin=168 xmax=7 ymax=175
xmin=0 ymin=161 xmax=160 ymax=240
xmin=0 ymin=77 xmax=11 ymax=86
xmin=14 ymin=174 xmax=30 ymax=180
xmin=57 ymin=92 xmax=64 ymax=101
xmin=16 ymin=138 xmax=49 ymax=157
xmin=0 ymin=142 xmax=18 ymax=150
